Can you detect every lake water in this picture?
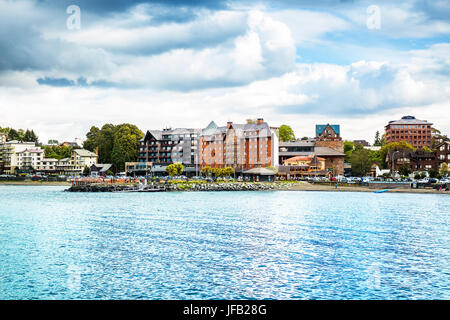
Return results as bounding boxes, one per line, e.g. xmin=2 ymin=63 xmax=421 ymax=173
xmin=0 ymin=186 xmax=448 ymax=300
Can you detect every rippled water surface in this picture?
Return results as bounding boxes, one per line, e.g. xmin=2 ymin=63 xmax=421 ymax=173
xmin=0 ymin=186 xmax=449 ymax=299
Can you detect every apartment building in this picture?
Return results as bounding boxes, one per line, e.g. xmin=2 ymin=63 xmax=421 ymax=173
xmin=133 ymin=127 xmax=201 ymax=176
xmin=0 ymin=141 xmax=36 ymax=174
xmin=199 ymin=118 xmax=279 ymax=171
xmin=385 ymin=115 xmax=433 ymax=148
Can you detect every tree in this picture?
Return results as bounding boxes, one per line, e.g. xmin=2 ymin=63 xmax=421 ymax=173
xmin=429 ymin=169 xmax=439 ymax=179
xmin=440 ymin=162 xmax=449 ymax=177
xmin=201 ymin=166 xmax=212 ymax=177
xmin=97 ymin=124 xmax=115 ymax=164
xmin=166 ymin=163 xmax=183 ymax=176
xmin=24 ymin=129 xmax=38 ymax=143
xmin=422 ymin=146 xmax=432 ymax=153
xmin=44 ymin=145 xmax=72 ymax=160
xmin=278 ymin=125 xmax=295 ymax=142
xmin=374 ymin=131 xmax=381 ymax=146
xmin=83 ymin=126 xmax=100 ymax=152
xmin=111 ymin=124 xmax=144 ymax=171
xmin=344 ymin=140 xmax=354 ymax=163
xmin=350 ymin=144 xmax=372 ymax=176
xmin=83 ymin=166 xmax=91 ymax=176
xmin=398 ymin=164 xmax=412 ymax=177
xmin=379 ymin=142 xmax=416 ymax=169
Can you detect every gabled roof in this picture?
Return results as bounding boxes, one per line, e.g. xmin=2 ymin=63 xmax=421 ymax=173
xmin=316 ymin=124 xmax=340 ymax=137
xmin=73 ymin=149 xmax=98 ymax=157
xmin=91 ymin=163 xmax=113 ymax=172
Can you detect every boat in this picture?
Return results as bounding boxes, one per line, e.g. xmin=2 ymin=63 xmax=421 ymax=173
xmin=374 ymin=189 xmax=389 ymax=193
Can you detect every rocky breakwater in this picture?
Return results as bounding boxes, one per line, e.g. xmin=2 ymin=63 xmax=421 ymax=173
xmin=66 ymin=182 xmax=296 ymax=192
xmin=166 ymin=182 xmax=294 ymax=192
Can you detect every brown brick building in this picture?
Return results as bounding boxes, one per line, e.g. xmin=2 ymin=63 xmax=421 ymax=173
xmin=385 ymin=116 xmax=433 ymax=148
xmin=199 ymin=119 xmax=279 ymax=172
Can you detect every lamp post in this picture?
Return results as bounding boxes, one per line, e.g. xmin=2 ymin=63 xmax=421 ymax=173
xmin=391 ymin=150 xmax=401 ymax=178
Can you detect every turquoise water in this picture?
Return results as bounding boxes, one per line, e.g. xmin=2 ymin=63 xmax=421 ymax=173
xmin=0 ymin=186 xmax=448 ymax=300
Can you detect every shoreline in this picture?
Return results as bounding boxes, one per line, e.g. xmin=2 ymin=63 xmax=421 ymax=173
xmin=1 ymin=180 xmax=448 ymax=194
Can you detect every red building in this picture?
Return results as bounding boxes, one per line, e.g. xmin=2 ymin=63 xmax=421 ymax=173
xmin=385 ymin=116 xmax=433 ymax=149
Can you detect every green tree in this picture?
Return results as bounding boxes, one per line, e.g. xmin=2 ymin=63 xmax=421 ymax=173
xmin=224 ymin=167 xmax=235 ymax=177
xmin=97 ymin=124 xmax=115 ymax=164
xmin=111 ymin=124 xmax=144 ymax=171
xmin=83 ymin=166 xmax=91 ymax=176
xmin=166 ymin=163 xmax=183 ymax=176
xmin=350 ymin=144 xmax=372 ymax=176
xmin=398 ymin=164 xmax=412 ymax=177
xmin=429 ymin=169 xmax=439 ymax=179
xmin=44 ymin=145 xmax=73 ymax=160
xmin=83 ymin=126 xmax=100 ymax=152
xmin=379 ymin=142 xmax=416 ymax=169
xmin=24 ymin=129 xmax=38 ymax=143
xmin=374 ymin=131 xmax=382 ymax=146
xmin=278 ymin=125 xmax=295 ymax=142
xmin=368 ymin=150 xmax=382 ymax=167
xmin=344 ymin=140 xmax=354 ymax=163
xmin=422 ymin=146 xmax=432 ymax=153
xmin=440 ymin=162 xmax=449 ymax=177
xmin=201 ymin=166 xmax=212 ymax=177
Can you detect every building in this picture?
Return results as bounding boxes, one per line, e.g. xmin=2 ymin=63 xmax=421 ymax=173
xmin=138 ymin=128 xmax=200 ymax=165
xmin=199 ymin=118 xmax=279 ymax=172
xmin=385 ymin=115 xmax=433 ymax=148
xmin=389 ymin=149 xmax=438 ymax=172
xmin=278 ymin=155 xmax=327 ymax=178
xmin=316 ymin=124 xmax=341 ymax=141
xmin=90 ymin=164 xmax=113 ymax=177
xmin=0 ymin=133 xmax=6 ymax=144
xmin=353 ymin=140 xmax=370 ymax=147
xmin=436 ymin=141 xmax=450 ymax=168
xmin=0 ymin=141 xmax=37 ymax=174
xmin=136 ymin=127 xmax=201 ymax=176
xmin=278 ymin=124 xmax=345 ymax=176
xmin=71 ymin=149 xmax=98 ymax=172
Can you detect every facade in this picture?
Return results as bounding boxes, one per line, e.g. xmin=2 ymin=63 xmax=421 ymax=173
xmin=389 ymin=149 xmax=438 ymax=172
xmin=199 ymin=119 xmax=279 ymax=172
xmin=385 ymin=115 xmax=433 ymax=148
xmin=436 ymin=141 xmax=450 ymax=167
xmin=0 ymin=141 xmax=36 ymax=174
xmin=278 ymin=155 xmax=327 ymax=178
xmin=316 ymin=124 xmax=341 ymax=141
xmin=279 ymin=125 xmax=345 ymax=176
xmin=137 ymin=128 xmax=201 ymax=174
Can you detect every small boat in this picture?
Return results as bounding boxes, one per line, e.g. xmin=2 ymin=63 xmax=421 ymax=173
xmin=374 ymin=189 xmax=389 ymax=193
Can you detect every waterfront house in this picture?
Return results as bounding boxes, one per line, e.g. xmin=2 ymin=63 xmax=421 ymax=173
xmin=278 ymin=155 xmax=327 ymax=178
xmin=90 ymin=163 xmax=113 ymax=177
xmin=0 ymin=141 xmax=37 ymax=174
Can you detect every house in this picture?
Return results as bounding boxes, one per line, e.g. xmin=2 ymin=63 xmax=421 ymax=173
xmin=90 ymin=164 xmax=113 ymax=177
xmin=316 ymin=124 xmax=341 ymax=141
xmin=436 ymin=141 xmax=450 ymax=167
xmin=278 ymin=155 xmax=327 ymax=178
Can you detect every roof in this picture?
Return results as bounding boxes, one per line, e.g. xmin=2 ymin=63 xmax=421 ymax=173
xmin=387 ymin=116 xmax=432 ymax=126
xmin=285 ymin=155 xmax=325 ymax=162
xmin=279 ymin=141 xmax=315 ymax=147
xmin=316 ymin=124 xmax=340 ymax=136
xmin=314 ymin=147 xmax=345 ymax=156
xmin=91 ymin=163 xmax=113 ymax=172
xmin=17 ymin=148 xmax=44 ymax=153
xmin=243 ymin=167 xmax=276 ymax=175
xmin=73 ymin=149 xmax=98 ymax=157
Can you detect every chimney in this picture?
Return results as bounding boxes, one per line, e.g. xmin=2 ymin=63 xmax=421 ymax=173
xmin=227 ymin=121 xmax=233 ymax=129
xmin=257 ymin=118 xmax=264 ymax=125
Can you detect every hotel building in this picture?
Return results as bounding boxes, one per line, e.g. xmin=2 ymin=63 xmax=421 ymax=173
xmin=385 ymin=116 xmax=432 ymax=148
xmin=199 ymin=118 xmax=279 ymax=171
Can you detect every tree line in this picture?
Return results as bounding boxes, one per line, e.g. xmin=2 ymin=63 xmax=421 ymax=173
xmin=0 ymin=127 xmax=39 ymax=143
xmin=83 ymin=124 xmax=144 ymax=172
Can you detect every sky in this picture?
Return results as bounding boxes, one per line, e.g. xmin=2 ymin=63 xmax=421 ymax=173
xmin=0 ymin=0 xmax=449 ymax=144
